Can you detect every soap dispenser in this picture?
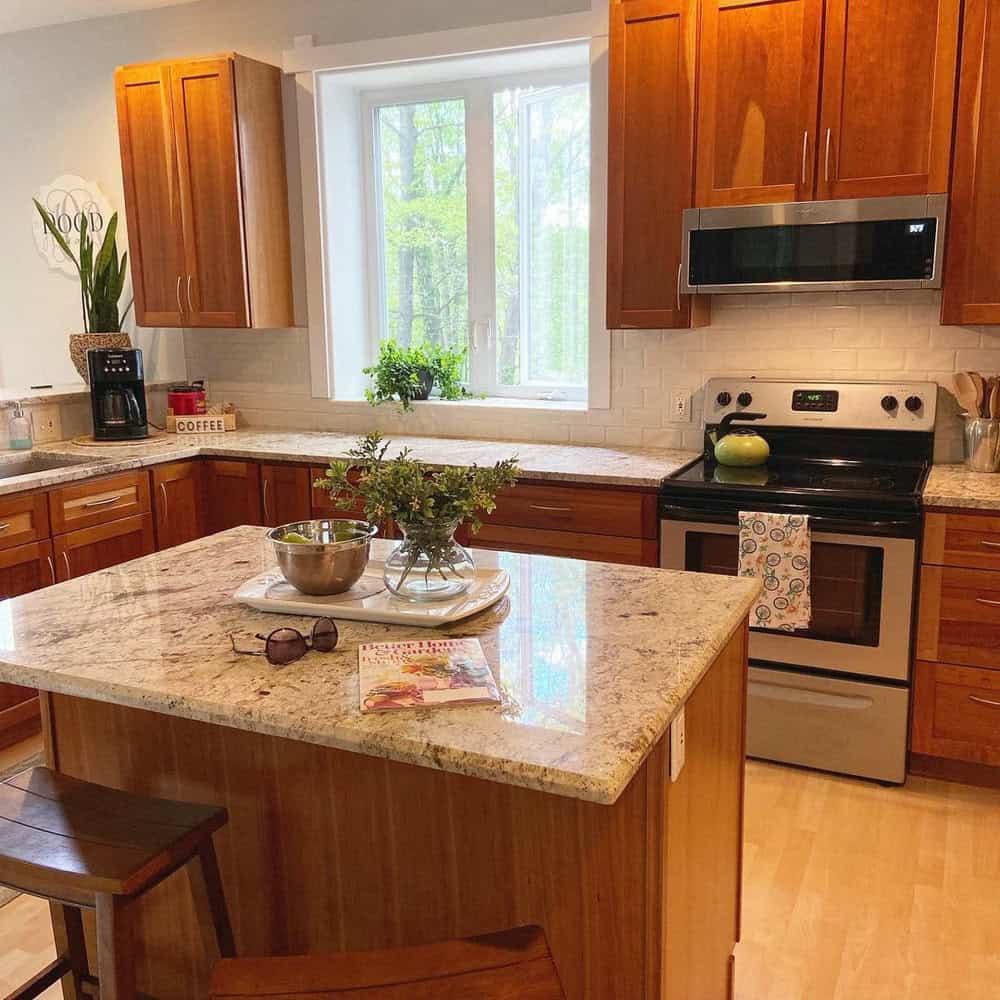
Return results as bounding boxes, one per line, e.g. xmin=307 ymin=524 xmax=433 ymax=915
xmin=7 ymin=402 xmax=33 ymax=451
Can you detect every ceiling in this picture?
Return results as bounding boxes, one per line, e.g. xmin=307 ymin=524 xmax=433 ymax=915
xmin=0 ymin=0 xmax=200 ymax=36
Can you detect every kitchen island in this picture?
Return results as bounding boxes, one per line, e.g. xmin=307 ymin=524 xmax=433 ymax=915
xmin=0 ymin=528 xmax=757 ymax=999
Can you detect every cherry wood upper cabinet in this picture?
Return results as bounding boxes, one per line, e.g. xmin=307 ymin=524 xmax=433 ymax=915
xmin=942 ymin=0 xmax=1000 ymax=326
xmin=115 ymin=53 xmax=294 ymax=330
xmin=607 ymin=0 xmax=708 ymax=330
xmin=816 ymin=0 xmax=961 ymax=200
xmin=695 ymin=0 xmax=823 ymax=207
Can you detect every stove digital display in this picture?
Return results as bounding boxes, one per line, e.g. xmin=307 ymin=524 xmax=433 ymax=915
xmin=792 ymin=389 xmax=840 ymax=412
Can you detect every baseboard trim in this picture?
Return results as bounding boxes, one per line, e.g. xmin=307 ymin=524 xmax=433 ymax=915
xmin=909 ymin=752 xmax=1000 ymax=790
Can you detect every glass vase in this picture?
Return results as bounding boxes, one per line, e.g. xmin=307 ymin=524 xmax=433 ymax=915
xmin=383 ymin=519 xmax=476 ymax=602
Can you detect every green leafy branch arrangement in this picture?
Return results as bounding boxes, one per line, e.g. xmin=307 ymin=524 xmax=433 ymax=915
xmin=33 ymin=201 xmax=132 ymax=334
xmin=316 ymin=433 xmax=519 ymax=533
xmin=363 ymin=340 xmax=478 ymax=412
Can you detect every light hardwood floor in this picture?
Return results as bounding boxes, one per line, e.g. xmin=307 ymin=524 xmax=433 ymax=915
xmin=1 ymin=735 xmax=998 ymax=999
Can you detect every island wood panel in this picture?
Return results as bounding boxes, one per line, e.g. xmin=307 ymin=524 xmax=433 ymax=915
xmin=470 ymin=523 xmax=659 ymax=567
xmin=114 ymin=62 xmax=187 ymax=327
xmin=0 ymin=540 xmax=55 ymax=749
xmin=607 ymin=0 xmax=708 ymax=330
xmin=695 ymin=0 xmax=824 ymax=206
xmin=53 ymin=515 xmax=156 ymax=582
xmin=153 ymin=461 xmax=207 ymax=550
xmin=204 ymin=460 xmax=263 ymax=533
xmin=0 ymin=493 xmax=49 ymax=551
xmin=815 ymin=0 xmax=960 ymax=200
xmin=942 ymin=0 xmax=1000 ymax=326
xmin=43 ymin=625 xmax=749 ymax=1000
xmin=260 ymin=464 xmax=313 ymax=528
xmin=923 ymin=510 xmax=1000 ymax=571
xmin=49 ymin=471 xmax=151 ymax=535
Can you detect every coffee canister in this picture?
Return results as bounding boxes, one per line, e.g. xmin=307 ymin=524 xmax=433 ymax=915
xmin=167 ymin=380 xmax=207 ymax=416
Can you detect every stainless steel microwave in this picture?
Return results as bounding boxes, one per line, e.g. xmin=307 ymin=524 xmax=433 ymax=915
xmin=681 ymin=194 xmax=948 ymax=294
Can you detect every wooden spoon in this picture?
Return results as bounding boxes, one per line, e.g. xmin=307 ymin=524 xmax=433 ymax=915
xmin=991 ymin=381 xmax=1000 ymax=420
xmin=954 ymin=372 xmax=981 ymax=416
xmin=970 ymin=371 xmax=987 ymax=417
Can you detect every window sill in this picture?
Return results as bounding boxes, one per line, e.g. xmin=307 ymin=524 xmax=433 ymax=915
xmin=335 ymin=396 xmax=588 ymax=414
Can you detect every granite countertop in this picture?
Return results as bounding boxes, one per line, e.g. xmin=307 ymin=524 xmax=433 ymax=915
xmin=0 ymin=430 xmax=701 ymax=498
xmin=923 ymin=464 xmax=1000 ymax=511
xmin=0 ymin=527 xmax=758 ymax=804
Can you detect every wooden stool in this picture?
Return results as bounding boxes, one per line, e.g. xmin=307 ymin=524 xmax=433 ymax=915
xmin=0 ymin=765 xmax=235 ymax=1000
xmin=210 ymin=925 xmax=565 ymax=999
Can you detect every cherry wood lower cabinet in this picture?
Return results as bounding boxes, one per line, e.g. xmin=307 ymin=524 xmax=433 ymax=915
xmin=153 ymin=461 xmax=206 ymax=549
xmin=261 ymin=463 xmax=313 ymax=528
xmin=53 ymin=514 xmax=156 ymax=582
xmin=0 ymin=493 xmax=50 ymax=551
xmin=204 ymin=460 xmax=263 ymax=533
xmin=49 ymin=471 xmax=151 ymax=534
xmin=41 ymin=624 xmax=748 ymax=1000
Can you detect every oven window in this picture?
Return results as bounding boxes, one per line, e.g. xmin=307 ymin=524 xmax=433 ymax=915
xmin=685 ymin=533 xmax=884 ymax=646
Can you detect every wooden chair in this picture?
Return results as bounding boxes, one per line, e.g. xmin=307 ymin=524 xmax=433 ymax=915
xmin=210 ymin=925 xmax=566 ymax=999
xmin=0 ymin=765 xmax=234 ymax=1000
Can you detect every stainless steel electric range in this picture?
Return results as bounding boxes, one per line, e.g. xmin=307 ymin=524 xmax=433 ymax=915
xmin=660 ymin=379 xmax=938 ymax=783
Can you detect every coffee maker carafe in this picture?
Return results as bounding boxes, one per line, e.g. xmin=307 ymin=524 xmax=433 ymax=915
xmin=88 ymin=348 xmax=149 ymax=441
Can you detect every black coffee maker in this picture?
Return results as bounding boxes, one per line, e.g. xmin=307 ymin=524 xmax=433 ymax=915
xmin=88 ymin=348 xmax=149 ymax=441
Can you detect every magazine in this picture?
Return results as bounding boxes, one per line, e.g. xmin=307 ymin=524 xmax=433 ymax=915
xmin=359 ymin=638 xmax=500 ymax=712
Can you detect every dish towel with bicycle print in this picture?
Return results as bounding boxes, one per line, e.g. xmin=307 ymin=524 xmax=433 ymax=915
xmin=738 ymin=512 xmax=812 ymax=631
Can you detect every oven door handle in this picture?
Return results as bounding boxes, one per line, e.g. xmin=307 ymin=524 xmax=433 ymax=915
xmin=659 ymin=505 xmax=914 ymax=535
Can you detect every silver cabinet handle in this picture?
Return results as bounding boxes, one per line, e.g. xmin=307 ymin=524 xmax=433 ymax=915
xmin=824 ymin=128 xmax=832 ymax=183
xmin=981 ymin=540 xmax=1000 ymax=549
xmin=676 ymin=262 xmax=683 ymax=312
xmin=0 ymin=523 xmax=9 ymax=532
xmin=159 ymin=482 xmax=169 ymax=523
xmin=528 ymin=504 xmax=573 ymax=515
xmin=975 ymin=597 xmax=1000 ymax=607
xmin=83 ymin=495 xmax=122 ymax=508
xmin=186 ymin=274 xmax=194 ymax=316
xmin=969 ymin=695 xmax=1000 ymax=709
xmin=176 ymin=275 xmax=184 ymax=316
xmin=62 ymin=552 xmax=72 ymax=578
xmin=263 ymin=480 xmax=270 ymax=521
xmin=47 ymin=556 xmax=56 ymax=586
xmin=801 ymin=130 xmax=809 ymax=186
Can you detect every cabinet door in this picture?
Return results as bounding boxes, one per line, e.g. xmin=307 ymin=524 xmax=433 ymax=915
xmin=54 ymin=515 xmax=155 ymax=582
xmin=204 ymin=460 xmax=263 ymax=534
xmin=153 ymin=461 xmax=206 ymax=550
xmin=607 ymin=0 xmax=705 ymax=330
xmin=942 ymin=0 xmax=1000 ymax=326
xmin=0 ymin=493 xmax=49 ymax=551
xmin=696 ymin=0 xmax=823 ymax=206
xmin=816 ymin=0 xmax=960 ymax=200
xmin=261 ymin=464 xmax=313 ymax=528
xmin=115 ymin=64 xmax=187 ymax=327
xmin=170 ymin=57 xmax=249 ymax=328
xmin=0 ymin=540 xmax=53 ymax=749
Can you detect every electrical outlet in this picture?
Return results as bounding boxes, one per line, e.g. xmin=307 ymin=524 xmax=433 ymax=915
xmin=29 ymin=405 xmax=62 ymax=444
xmin=669 ymin=706 xmax=686 ymax=782
xmin=670 ymin=388 xmax=692 ymax=423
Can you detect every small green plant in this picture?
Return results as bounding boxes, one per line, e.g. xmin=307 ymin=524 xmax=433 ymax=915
xmin=33 ymin=201 xmax=132 ymax=333
xmin=363 ymin=340 xmax=477 ymax=411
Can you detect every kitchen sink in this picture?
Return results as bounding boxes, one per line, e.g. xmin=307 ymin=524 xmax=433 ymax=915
xmin=0 ymin=454 xmax=103 ymax=481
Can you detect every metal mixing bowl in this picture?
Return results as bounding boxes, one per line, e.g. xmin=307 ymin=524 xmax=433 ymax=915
xmin=268 ymin=519 xmax=379 ymax=596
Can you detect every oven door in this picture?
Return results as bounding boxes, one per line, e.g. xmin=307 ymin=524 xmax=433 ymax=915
xmin=660 ymin=517 xmax=916 ymax=682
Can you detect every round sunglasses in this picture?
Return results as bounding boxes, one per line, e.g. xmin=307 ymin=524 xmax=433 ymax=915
xmin=230 ymin=617 xmax=340 ymax=666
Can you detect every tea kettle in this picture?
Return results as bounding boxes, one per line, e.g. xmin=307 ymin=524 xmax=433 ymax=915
xmin=705 ymin=412 xmax=770 ymax=467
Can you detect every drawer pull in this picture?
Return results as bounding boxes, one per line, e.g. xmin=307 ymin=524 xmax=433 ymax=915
xmin=0 ymin=523 xmax=9 ymax=532
xmin=83 ymin=495 xmax=122 ymax=509
xmin=969 ymin=695 xmax=1000 ymax=709
xmin=981 ymin=540 xmax=1000 ymax=549
xmin=528 ymin=504 xmax=573 ymax=515
xmin=63 ymin=552 xmax=72 ymax=578
xmin=47 ymin=556 xmax=56 ymax=586
xmin=975 ymin=597 xmax=1000 ymax=608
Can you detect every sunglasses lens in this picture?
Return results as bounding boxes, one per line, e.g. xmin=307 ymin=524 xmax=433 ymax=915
xmin=311 ymin=619 xmax=339 ymax=652
xmin=266 ymin=629 xmax=308 ymax=666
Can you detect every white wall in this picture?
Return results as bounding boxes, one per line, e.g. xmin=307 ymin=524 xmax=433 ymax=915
xmin=0 ymin=0 xmax=584 ymax=389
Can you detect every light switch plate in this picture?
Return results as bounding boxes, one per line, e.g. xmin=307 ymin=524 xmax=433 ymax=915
xmin=669 ymin=706 xmax=686 ymax=782
xmin=670 ymin=388 xmax=692 ymax=423
xmin=29 ymin=405 xmax=62 ymax=444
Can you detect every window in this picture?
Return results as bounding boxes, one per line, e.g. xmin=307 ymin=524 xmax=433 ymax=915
xmin=364 ymin=68 xmax=591 ymax=400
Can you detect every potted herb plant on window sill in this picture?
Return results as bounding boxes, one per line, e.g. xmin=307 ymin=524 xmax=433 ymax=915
xmin=363 ymin=340 xmax=477 ymax=411
xmin=316 ymin=433 xmax=519 ymax=602
xmin=33 ymin=201 xmax=133 ymax=384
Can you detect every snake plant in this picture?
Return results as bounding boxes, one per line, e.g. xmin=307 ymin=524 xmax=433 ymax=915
xmin=33 ymin=200 xmax=133 ymax=333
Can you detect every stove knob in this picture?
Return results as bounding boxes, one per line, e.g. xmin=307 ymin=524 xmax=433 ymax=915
xmin=881 ymin=395 xmax=899 ymax=412
xmin=716 ymin=391 xmax=732 ymax=407
xmin=737 ymin=392 xmax=753 ymax=407
xmin=905 ymin=395 xmax=923 ymax=413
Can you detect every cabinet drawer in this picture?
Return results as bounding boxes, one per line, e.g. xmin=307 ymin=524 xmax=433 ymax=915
xmin=0 ymin=493 xmax=49 ymax=550
xmin=917 ymin=565 xmax=1000 ymax=669
xmin=484 ymin=483 xmax=656 ymax=539
xmin=913 ymin=660 xmax=1000 ymax=765
xmin=923 ymin=511 xmax=1000 ymax=570
xmin=54 ymin=514 xmax=156 ymax=581
xmin=471 ymin=523 xmax=658 ymax=567
xmin=49 ymin=471 xmax=151 ymax=534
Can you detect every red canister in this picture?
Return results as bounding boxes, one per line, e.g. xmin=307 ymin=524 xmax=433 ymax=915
xmin=168 ymin=381 xmax=207 ymax=415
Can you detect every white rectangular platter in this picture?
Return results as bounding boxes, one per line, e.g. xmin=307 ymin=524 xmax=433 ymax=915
xmin=233 ymin=561 xmax=510 ymax=627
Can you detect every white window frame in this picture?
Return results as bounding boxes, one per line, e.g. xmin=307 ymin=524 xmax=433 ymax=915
xmin=361 ymin=63 xmax=590 ymax=401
